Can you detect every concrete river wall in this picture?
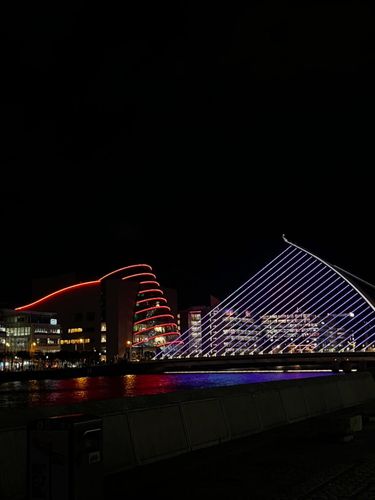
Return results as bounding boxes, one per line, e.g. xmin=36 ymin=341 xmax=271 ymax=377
xmin=1 ymin=372 xmax=375 ymax=500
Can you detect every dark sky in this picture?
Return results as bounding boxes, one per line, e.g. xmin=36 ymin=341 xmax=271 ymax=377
xmin=1 ymin=1 xmax=374 ymax=308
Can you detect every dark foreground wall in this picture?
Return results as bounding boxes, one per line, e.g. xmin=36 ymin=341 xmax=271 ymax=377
xmin=1 ymin=373 xmax=375 ymax=500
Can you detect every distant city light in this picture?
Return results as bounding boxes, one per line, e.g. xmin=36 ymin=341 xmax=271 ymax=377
xmin=159 ymin=239 xmax=375 ymax=359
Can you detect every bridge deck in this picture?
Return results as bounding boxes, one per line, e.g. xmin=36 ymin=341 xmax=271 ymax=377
xmin=138 ymin=352 xmax=375 ymax=373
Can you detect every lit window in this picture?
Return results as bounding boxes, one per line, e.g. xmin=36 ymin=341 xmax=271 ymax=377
xmin=101 ymin=334 xmax=106 ymax=343
xmin=68 ymin=328 xmax=83 ymax=334
xmin=100 ymin=322 xmax=107 ymax=332
xmin=154 ymin=336 xmax=166 ymax=346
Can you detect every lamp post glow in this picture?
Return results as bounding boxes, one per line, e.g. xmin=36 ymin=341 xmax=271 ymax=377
xmin=125 ymin=341 xmax=132 ymax=361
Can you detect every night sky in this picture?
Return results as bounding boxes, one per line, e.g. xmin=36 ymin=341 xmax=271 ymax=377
xmin=1 ymin=2 xmax=374 ymax=309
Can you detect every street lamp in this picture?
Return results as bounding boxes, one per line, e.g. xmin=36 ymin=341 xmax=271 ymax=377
xmin=5 ymin=343 xmax=11 ymax=370
xmin=126 ymin=341 xmax=132 ymax=361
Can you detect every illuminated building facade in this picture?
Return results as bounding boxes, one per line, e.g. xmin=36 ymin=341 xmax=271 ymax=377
xmin=0 ymin=325 xmax=7 ymax=354
xmin=15 ymin=265 xmax=180 ymax=361
xmin=259 ymin=312 xmax=320 ymax=353
xmin=216 ymin=310 xmax=256 ymax=355
xmin=0 ymin=309 xmax=61 ymax=355
xmin=132 ymin=282 xmax=180 ymax=359
xmin=158 ymin=237 xmax=375 ymax=359
xmin=177 ymin=306 xmax=211 ymax=356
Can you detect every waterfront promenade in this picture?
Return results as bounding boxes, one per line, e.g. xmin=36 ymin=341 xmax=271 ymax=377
xmin=106 ymin=400 xmax=375 ymax=499
xmin=1 ymin=372 xmax=374 ymax=499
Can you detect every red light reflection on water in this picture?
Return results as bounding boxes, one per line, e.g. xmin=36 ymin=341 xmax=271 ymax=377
xmin=0 ymin=372 xmax=331 ymax=408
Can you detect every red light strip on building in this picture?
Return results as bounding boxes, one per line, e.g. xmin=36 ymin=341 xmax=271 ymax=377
xmin=15 ymin=281 xmax=100 ymax=311
xmin=136 ymin=297 xmax=167 ymax=305
xmin=135 ymin=305 xmax=171 ymax=315
xmin=122 ymin=272 xmax=156 ymax=281
xmin=100 ymin=264 xmax=152 ymax=281
xmin=132 ymin=332 xmax=180 ymax=346
xmin=15 ymin=264 xmax=161 ymax=312
xmin=138 ymin=289 xmax=164 ymax=295
xmin=134 ymin=314 xmax=174 ymax=326
xmin=140 ymin=280 xmax=160 ymax=286
xmin=134 ymin=322 xmax=177 ymax=335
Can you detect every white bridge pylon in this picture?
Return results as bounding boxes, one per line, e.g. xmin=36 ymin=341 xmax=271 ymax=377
xmin=155 ymin=238 xmax=375 ymax=359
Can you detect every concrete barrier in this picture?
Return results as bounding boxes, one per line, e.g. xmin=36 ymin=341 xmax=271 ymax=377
xmin=127 ymin=405 xmax=188 ymax=464
xmin=322 ymin=379 xmax=343 ymax=411
xmin=0 ymin=427 xmax=26 ymax=500
xmin=338 ymin=372 xmax=375 ymax=406
xmin=302 ymin=381 xmax=327 ymax=416
xmin=1 ymin=372 xmax=375 ymax=500
xmin=181 ymin=399 xmax=229 ymax=450
xmin=102 ymin=413 xmax=135 ymax=474
xmin=221 ymin=394 xmax=262 ymax=438
xmin=254 ymin=389 xmax=287 ymax=428
xmin=361 ymin=372 xmax=375 ymax=397
xmin=280 ymin=385 xmax=309 ymax=422
xmin=337 ymin=378 xmax=361 ymax=407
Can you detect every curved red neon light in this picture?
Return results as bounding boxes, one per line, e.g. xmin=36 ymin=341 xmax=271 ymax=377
xmin=122 ymin=272 xmax=156 ymax=281
xmin=140 ymin=280 xmax=160 ymax=286
xmin=15 ymin=263 xmax=157 ymax=311
xmin=136 ymin=297 xmax=167 ymax=305
xmin=15 ymin=262 xmax=179 ymax=351
xmin=15 ymin=281 xmax=100 ymax=311
xmin=134 ymin=322 xmax=177 ymax=335
xmin=134 ymin=314 xmax=174 ymax=326
xmin=100 ymin=264 xmax=152 ymax=281
xmin=138 ymin=289 xmax=164 ymax=295
xmin=135 ymin=305 xmax=171 ymax=315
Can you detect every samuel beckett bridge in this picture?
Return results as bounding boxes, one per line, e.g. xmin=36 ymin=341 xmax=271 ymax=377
xmin=151 ymin=237 xmax=375 ymax=371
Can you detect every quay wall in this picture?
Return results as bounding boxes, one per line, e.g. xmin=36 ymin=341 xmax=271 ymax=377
xmin=1 ymin=372 xmax=375 ymax=500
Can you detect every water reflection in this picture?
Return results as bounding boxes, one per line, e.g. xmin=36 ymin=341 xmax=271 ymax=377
xmin=0 ymin=371 xmax=331 ymax=408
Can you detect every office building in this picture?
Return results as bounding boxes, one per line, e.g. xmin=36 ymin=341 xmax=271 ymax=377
xmin=15 ymin=264 xmax=179 ymax=361
xmin=0 ymin=309 xmax=61 ymax=355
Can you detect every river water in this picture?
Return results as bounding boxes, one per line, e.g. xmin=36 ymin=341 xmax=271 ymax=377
xmin=0 ymin=371 xmax=331 ymax=408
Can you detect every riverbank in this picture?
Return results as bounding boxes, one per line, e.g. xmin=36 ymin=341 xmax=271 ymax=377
xmin=1 ymin=372 xmax=374 ymax=500
xmin=1 ymin=351 xmax=375 ymax=384
xmin=0 ymin=363 xmax=127 ymax=383
xmin=107 ymin=397 xmax=375 ymax=499
xmin=2 ymin=351 xmax=375 ymax=383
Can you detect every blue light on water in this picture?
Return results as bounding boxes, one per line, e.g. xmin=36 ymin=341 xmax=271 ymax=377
xmin=0 ymin=371 xmax=331 ymax=408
